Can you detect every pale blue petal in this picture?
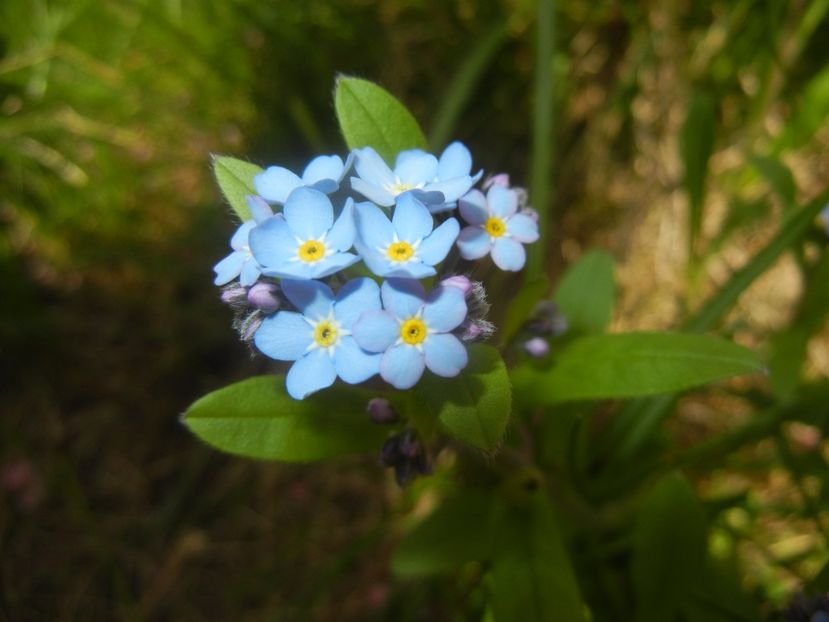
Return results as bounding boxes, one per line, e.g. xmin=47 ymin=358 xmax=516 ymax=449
xmin=410 ymin=189 xmax=446 ymax=205
xmin=286 ymin=348 xmax=337 ymax=400
xmin=335 ymin=336 xmax=382 ymax=384
xmin=340 ymin=150 xmax=355 ymax=181
xmin=283 ymin=187 xmax=334 ymax=240
xmin=213 ymin=251 xmax=245 ymax=285
xmin=309 ymin=179 xmax=339 ymax=194
xmin=425 ymin=176 xmax=477 ymax=203
xmin=355 ymin=202 xmax=395 ymax=249
xmin=281 ymin=279 xmax=334 ymax=320
xmin=395 ymin=149 xmax=428 ymax=170
xmin=437 ymin=141 xmax=472 ymax=179
xmin=380 ymin=345 xmax=425 ymax=389
xmin=355 ymin=240 xmax=392 ymax=277
xmin=334 ymin=277 xmax=381 ymax=327
xmin=418 ymin=218 xmax=460 ymax=265
xmin=350 ymin=176 xmax=395 ymax=207
xmin=381 ymin=278 xmax=425 ymax=319
xmin=392 ymin=193 xmax=433 ymax=242
xmin=254 ymin=311 xmax=313 ymax=360
xmin=246 ymin=195 xmax=274 ymax=224
xmin=456 ymin=226 xmax=491 ymax=260
xmin=326 ymin=198 xmax=356 ymax=251
xmin=239 ymin=258 xmax=261 ymax=286
xmin=506 ymin=213 xmax=540 ymax=243
xmin=423 ymin=333 xmax=468 ymax=377
xmin=423 ymin=286 xmax=467 ymax=332
xmin=396 ymin=153 xmax=438 ymax=185
xmin=249 ymin=217 xmax=296 ymax=267
xmin=254 ymin=166 xmax=301 ymax=204
xmin=458 ymin=190 xmax=488 ymax=225
xmin=307 ymin=252 xmax=361 ymax=279
xmin=230 ymin=220 xmax=256 ymax=250
xmin=352 ymin=309 xmax=399 ymax=352
xmin=381 ymin=262 xmax=437 ymax=279
xmin=301 ymin=155 xmax=344 ymax=185
xmin=487 ymin=185 xmax=518 ymax=218
xmin=491 ymin=236 xmax=526 ymax=271
xmin=354 ymin=147 xmax=395 ymax=188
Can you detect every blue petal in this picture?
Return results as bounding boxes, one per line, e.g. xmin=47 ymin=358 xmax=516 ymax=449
xmin=355 ymin=202 xmax=395 ymax=250
xmin=424 ymin=175 xmax=477 ymax=203
xmin=307 ymin=252 xmax=361 ymax=279
xmin=301 ymin=155 xmax=344 ymax=185
xmin=456 ymin=226 xmax=491 ymax=260
xmin=354 ymin=240 xmax=393 ymax=277
xmin=423 ymin=285 xmax=467 ymax=332
xmin=380 ymin=262 xmax=437 ymax=279
xmin=254 ymin=166 xmax=301 ymax=204
xmin=459 ymin=189 xmax=488 ymax=225
xmin=409 ymin=189 xmax=446 ymax=205
xmin=254 ymin=311 xmax=313 ymax=360
xmin=491 ymin=236 xmax=526 ymax=271
xmin=239 ymin=258 xmax=261 ymax=286
xmin=354 ymin=147 xmax=395 ymax=188
xmin=380 ymin=345 xmax=426 ymax=389
xmin=418 ymin=218 xmax=459 ymax=265
xmin=284 ymin=187 xmax=334 ymax=240
xmin=281 ymin=279 xmax=334 ymax=320
xmin=350 ymin=177 xmax=396 ymax=207
xmin=334 ymin=277 xmax=381 ymax=327
xmin=249 ymin=217 xmax=296 ymax=267
xmin=260 ymin=259 xmax=315 ymax=280
xmin=213 ymin=251 xmax=245 ymax=285
xmin=506 ymin=213 xmax=540 ymax=243
xmin=395 ymin=149 xmax=428 ymax=170
xmin=246 ymin=195 xmax=274 ymax=224
xmin=437 ymin=141 xmax=472 ymax=179
xmin=340 ymin=150 xmax=355 ymax=181
xmin=286 ymin=348 xmax=337 ymax=400
xmin=392 ymin=193 xmax=433 ymax=242
xmin=381 ymin=278 xmax=425 ymax=319
xmin=352 ymin=309 xmax=399 ymax=352
xmin=423 ymin=333 xmax=468 ymax=377
xmin=326 ymin=198 xmax=356 ymax=251
xmin=309 ymin=178 xmax=339 ymax=194
xmin=335 ymin=336 xmax=382 ymax=384
xmin=230 ymin=220 xmax=255 ymax=250
xmin=487 ymin=185 xmax=518 ymax=219
xmin=395 ymin=153 xmax=438 ymax=185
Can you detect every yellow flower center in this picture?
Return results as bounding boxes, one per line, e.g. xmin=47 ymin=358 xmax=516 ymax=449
xmin=386 ymin=241 xmax=415 ymax=262
xmin=400 ymin=318 xmax=427 ymax=345
xmin=298 ymin=240 xmax=326 ymax=263
xmin=314 ymin=321 xmax=338 ymax=347
xmin=484 ymin=217 xmax=506 ymax=237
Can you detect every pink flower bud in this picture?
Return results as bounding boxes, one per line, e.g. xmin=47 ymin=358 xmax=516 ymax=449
xmin=366 ymin=398 xmax=398 ymax=424
xmin=524 ymin=337 xmax=550 ymax=358
xmin=483 ymin=173 xmax=510 ymax=190
xmin=440 ymin=275 xmax=473 ymax=296
xmin=247 ymin=282 xmax=280 ymax=312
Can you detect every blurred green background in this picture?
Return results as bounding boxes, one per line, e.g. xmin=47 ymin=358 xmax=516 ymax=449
xmin=1 ymin=0 xmax=828 ymax=619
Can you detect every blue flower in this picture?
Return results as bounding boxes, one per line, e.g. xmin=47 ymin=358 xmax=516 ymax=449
xmin=354 ymin=192 xmax=459 ymax=278
xmin=249 ymin=187 xmax=359 ymax=279
xmin=350 ymin=142 xmax=482 ymax=211
xmin=254 ymin=278 xmax=383 ymax=399
xmin=213 ymin=220 xmax=262 ymax=286
xmin=821 ymin=203 xmax=829 ymax=235
xmin=254 ymin=153 xmax=353 ymax=204
xmin=456 ymin=186 xmax=539 ymax=271
xmin=352 ymin=279 xmax=469 ymax=389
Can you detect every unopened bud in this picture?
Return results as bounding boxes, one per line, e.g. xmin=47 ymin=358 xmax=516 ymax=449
xmin=367 ymin=398 xmax=398 ymax=424
xmin=247 ymin=282 xmax=281 ymax=312
xmin=220 ymin=285 xmax=247 ymax=306
xmin=524 ymin=337 xmax=550 ymax=358
xmin=380 ymin=429 xmax=429 ymax=486
xmin=483 ymin=173 xmax=510 ymax=190
xmin=440 ymin=275 xmax=473 ymax=296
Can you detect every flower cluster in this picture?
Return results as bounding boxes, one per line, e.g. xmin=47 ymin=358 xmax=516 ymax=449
xmin=214 ymin=143 xmax=539 ymax=399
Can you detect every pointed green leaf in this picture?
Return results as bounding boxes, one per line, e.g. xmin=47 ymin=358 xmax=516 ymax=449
xmin=212 ymin=155 xmax=263 ymax=221
xmin=552 ymin=250 xmax=616 ymax=334
xmin=680 ymin=91 xmax=716 ymax=253
xmin=749 ymin=154 xmax=796 ymax=207
xmin=184 ymin=376 xmax=387 ymax=461
xmin=334 ymin=76 xmax=428 ymax=165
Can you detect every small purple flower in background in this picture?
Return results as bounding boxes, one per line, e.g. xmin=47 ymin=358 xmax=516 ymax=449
xmin=456 ymin=185 xmax=539 ymax=272
xmin=821 ymin=203 xmax=829 ymax=236
xmin=524 ymin=337 xmax=550 ymax=358
xmin=367 ymin=397 xmax=398 ymax=424
xmin=354 ymin=193 xmax=459 ymax=278
xmin=352 ymin=279 xmax=468 ymax=389
xmin=250 ymin=188 xmax=359 ymax=280
xmin=254 ymin=153 xmax=353 ymax=204
xmin=254 ymin=278 xmax=383 ymax=399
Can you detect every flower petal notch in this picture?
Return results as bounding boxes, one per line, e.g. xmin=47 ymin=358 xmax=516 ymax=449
xmin=249 ymin=188 xmax=360 ymax=280
xmin=254 ymin=278 xmax=383 ymax=399
xmin=354 ymin=193 xmax=460 ymax=279
xmin=213 ymin=220 xmax=263 ymax=287
xmin=254 ymin=153 xmax=353 ymax=205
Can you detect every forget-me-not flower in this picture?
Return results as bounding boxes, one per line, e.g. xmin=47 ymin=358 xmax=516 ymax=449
xmin=354 ymin=192 xmax=459 ymax=279
xmin=254 ymin=278 xmax=383 ymax=399
xmin=350 ymin=142 xmax=482 ymax=210
xmin=352 ymin=279 xmax=468 ymax=389
xmin=254 ymin=153 xmax=353 ymax=204
xmin=250 ymin=187 xmax=359 ymax=279
xmin=456 ymin=186 xmax=539 ymax=271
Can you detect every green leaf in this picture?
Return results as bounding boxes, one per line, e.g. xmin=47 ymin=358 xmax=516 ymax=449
xmin=680 ymin=90 xmax=716 ymax=254
xmin=334 ymin=76 xmax=427 ymax=165
xmin=211 ymin=155 xmax=263 ymax=221
xmin=392 ymin=490 xmax=494 ymax=577
xmin=490 ymin=492 xmax=585 ymax=622
xmin=749 ymin=154 xmax=796 ymax=206
xmin=775 ymin=64 xmax=829 ymax=152
xmin=183 ymin=376 xmax=387 ymax=461
xmin=417 ymin=344 xmax=511 ymax=451
xmin=632 ymin=473 xmax=708 ymax=622
xmin=552 ymin=250 xmax=616 ymax=334
xmin=513 ymin=332 xmax=763 ymax=403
